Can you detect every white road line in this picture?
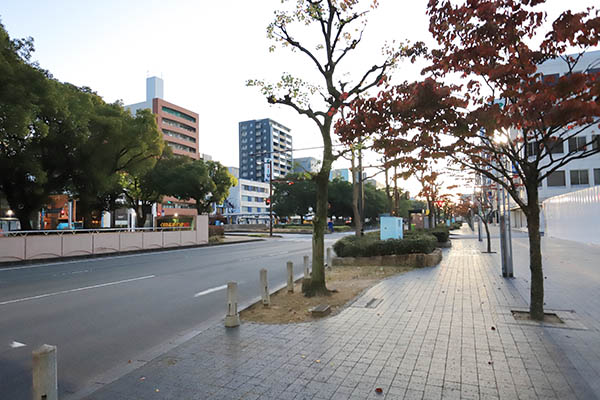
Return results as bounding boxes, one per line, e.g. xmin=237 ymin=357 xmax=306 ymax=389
xmin=0 ymin=275 xmax=156 ymax=306
xmin=10 ymin=341 xmax=26 ymax=348
xmin=194 ymin=284 xmax=228 ymax=298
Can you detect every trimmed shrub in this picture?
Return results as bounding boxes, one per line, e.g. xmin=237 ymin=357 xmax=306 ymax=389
xmin=333 ymin=233 xmax=436 ymax=258
xmin=430 ymin=228 xmax=450 ymax=243
xmin=209 ymin=226 xmax=225 ymax=237
xmin=333 ymin=225 xmax=352 ymax=232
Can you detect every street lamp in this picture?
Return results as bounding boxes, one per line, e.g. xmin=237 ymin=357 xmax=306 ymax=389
xmin=493 ymin=129 xmax=514 ymax=278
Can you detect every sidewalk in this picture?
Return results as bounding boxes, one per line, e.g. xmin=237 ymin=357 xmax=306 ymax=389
xmin=82 ymin=226 xmax=599 ymax=400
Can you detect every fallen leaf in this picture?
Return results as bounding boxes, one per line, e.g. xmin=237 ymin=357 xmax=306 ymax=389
xmin=491 ymin=326 xmax=496 ymax=331
xmin=375 ymin=387 xmax=383 ymax=394
xmin=315 ymin=360 xmax=321 ymax=363
xmin=488 ymin=361 xmax=493 ymax=365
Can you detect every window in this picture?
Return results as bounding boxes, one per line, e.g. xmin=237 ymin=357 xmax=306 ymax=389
xmin=547 ymin=171 xmax=566 ymax=187
xmin=161 ymin=106 xmax=196 ymax=123
xmin=162 ymin=129 xmax=196 ymax=143
xmin=162 ymin=118 xmax=196 ymax=132
xmin=548 ymin=139 xmax=563 ymax=154
xmin=570 ymin=169 xmax=589 ymax=185
xmin=542 ymin=73 xmax=559 ymax=86
xmin=594 ymin=169 xmax=600 ymax=186
xmin=167 ymin=142 xmax=196 ymax=153
xmin=568 ymin=137 xmax=587 ymax=152
xmin=593 ymin=135 xmax=599 ymax=151
xmin=526 ymin=142 xmax=539 ymax=157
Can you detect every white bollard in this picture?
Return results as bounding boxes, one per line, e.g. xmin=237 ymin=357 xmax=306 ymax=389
xmin=326 ymin=247 xmax=332 ymax=266
xmin=303 ymin=255 xmax=310 ymax=279
xmin=287 ymin=261 xmax=294 ymax=293
xmin=224 ymin=282 xmax=240 ymax=328
xmin=260 ymin=269 xmax=270 ymax=306
xmin=32 ymin=344 xmax=58 ymax=400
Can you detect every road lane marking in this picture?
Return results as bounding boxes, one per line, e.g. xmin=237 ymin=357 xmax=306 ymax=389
xmin=0 ymin=275 xmax=156 ymax=306
xmin=10 ymin=341 xmax=26 ymax=348
xmin=194 ymin=284 xmax=228 ymax=298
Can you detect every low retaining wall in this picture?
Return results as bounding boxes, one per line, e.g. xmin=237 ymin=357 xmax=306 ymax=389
xmin=332 ymin=248 xmax=443 ymax=268
xmin=0 ymin=215 xmax=209 ymax=263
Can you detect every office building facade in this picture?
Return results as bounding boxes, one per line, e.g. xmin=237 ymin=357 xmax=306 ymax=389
xmin=239 ymin=119 xmax=293 ymax=182
xmin=124 ymin=77 xmax=201 ymax=221
xmin=224 ymin=178 xmax=271 ymax=224
xmin=293 ymin=157 xmax=320 ymax=174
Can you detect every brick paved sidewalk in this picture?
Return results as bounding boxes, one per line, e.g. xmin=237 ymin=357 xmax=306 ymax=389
xmin=82 ymin=231 xmax=598 ymax=400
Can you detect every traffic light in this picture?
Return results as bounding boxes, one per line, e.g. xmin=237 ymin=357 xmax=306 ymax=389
xmin=265 ymin=198 xmax=271 ymax=206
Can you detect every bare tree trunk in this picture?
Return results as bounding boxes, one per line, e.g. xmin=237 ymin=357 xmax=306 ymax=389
xmin=303 ymin=124 xmax=333 ymax=297
xmin=384 ymin=160 xmax=392 ymax=214
xmin=483 ymin=217 xmax=492 ymax=252
xmin=525 ymin=184 xmax=544 ymax=320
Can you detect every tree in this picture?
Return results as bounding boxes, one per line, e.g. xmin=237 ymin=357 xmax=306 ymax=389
xmin=248 ymin=0 xmax=424 ymax=296
xmin=70 ymin=102 xmax=164 ymax=227
xmin=363 ymin=181 xmax=388 ymax=222
xmin=120 ymin=147 xmax=179 ymax=228
xmin=0 ymin=22 xmax=55 ymax=229
xmin=473 ymin=186 xmax=496 ymax=254
xmin=205 ymin=160 xmax=238 ymax=212
xmin=170 ymin=159 xmax=236 ymax=216
xmin=327 ymin=178 xmax=353 ymax=221
xmin=272 ymin=173 xmax=315 ymax=223
xmin=425 ymin=0 xmax=600 ymax=320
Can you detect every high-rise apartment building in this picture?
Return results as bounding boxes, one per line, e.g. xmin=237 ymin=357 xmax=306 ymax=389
xmin=125 ymin=77 xmax=200 ymax=159
xmin=239 ymin=119 xmax=293 ymax=182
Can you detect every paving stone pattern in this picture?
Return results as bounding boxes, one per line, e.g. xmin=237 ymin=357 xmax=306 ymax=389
xmin=85 ymin=232 xmax=597 ymax=399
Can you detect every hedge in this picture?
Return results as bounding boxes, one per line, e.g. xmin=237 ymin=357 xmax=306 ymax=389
xmin=209 ymin=226 xmax=225 ymax=237
xmin=405 ymin=227 xmax=449 ymax=243
xmin=333 ymin=233 xmax=436 ymax=258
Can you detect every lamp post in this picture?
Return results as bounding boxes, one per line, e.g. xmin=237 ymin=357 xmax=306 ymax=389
xmin=493 ymin=130 xmax=514 ymax=278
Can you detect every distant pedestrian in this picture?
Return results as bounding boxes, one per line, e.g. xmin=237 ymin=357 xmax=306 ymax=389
xmin=328 ymin=221 xmax=334 ymax=233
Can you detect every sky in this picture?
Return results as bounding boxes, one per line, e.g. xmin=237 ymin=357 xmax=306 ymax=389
xmin=1 ymin=0 xmax=597 ymax=197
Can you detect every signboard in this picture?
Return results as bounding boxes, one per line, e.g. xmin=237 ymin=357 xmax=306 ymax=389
xmin=115 ymin=208 xmax=128 ymax=226
xmin=264 ymin=159 xmax=271 ymax=183
xmin=157 ymin=216 xmax=193 ymax=228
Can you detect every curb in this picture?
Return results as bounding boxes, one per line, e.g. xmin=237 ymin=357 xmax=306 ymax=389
xmin=0 ymin=237 xmax=264 ymax=268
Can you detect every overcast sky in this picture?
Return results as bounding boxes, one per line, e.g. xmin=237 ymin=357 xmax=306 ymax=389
xmin=1 ymin=0 xmax=596 ymax=196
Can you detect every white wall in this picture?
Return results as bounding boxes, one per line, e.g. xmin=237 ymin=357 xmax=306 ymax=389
xmin=543 ymin=186 xmax=600 ymax=245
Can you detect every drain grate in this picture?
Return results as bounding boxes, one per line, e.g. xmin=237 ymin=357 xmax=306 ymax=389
xmin=352 ymin=297 xmax=383 ymax=309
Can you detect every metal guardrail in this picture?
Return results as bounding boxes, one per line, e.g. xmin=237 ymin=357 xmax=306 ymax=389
xmin=1 ymin=226 xmax=193 ymax=237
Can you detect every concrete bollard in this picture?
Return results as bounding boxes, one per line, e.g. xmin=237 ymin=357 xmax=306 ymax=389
xmin=32 ymin=344 xmax=57 ymax=400
xmin=260 ymin=269 xmax=270 ymax=306
xmin=304 ymin=255 xmax=310 ymax=279
xmin=287 ymin=261 xmax=294 ymax=293
xmin=326 ymin=247 xmax=332 ymax=266
xmin=224 ymin=282 xmax=240 ymax=328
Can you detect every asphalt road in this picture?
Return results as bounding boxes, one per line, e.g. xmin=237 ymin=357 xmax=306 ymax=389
xmin=0 ymin=233 xmax=343 ymax=399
